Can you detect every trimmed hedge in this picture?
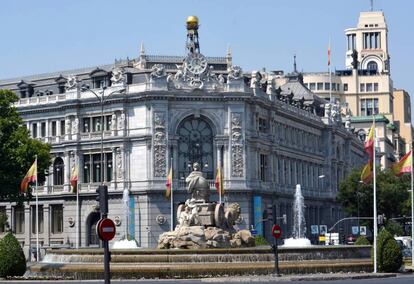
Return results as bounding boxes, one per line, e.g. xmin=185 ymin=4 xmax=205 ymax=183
xmin=355 ymin=235 xmax=371 ymax=245
xmin=0 ymin=233 xmax=26 ymax=277
xmin=376 ymin=228 xmax=402 ymax=272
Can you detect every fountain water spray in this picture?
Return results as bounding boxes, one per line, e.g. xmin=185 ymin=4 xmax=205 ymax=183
xmin=112 ymin=189 xmax=139 ymax=249
xmin=283 ymin=184 xmax=311 ymax=247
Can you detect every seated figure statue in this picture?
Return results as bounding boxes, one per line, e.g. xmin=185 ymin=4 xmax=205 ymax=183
xmin=186 ymin=162 xmax=210 ymax=203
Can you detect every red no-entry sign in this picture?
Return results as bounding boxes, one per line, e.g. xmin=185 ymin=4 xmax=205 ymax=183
xmin=272 ymin=224 xmax=282 ymax=239
xmin=97 ymin=218 xmax=116 ymax=241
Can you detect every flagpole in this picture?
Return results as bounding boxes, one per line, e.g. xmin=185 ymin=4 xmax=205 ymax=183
xmin=76 ymin=164 xmax=79 ymax=249
xmin=372 ymin=117 xmax=378 ymax=273
xmin=170 ymin=157 xmax=174 ymax=232
xmin=35 ymin=155 xmax=39 ymax=262
xmin=411 ymin=143 xmax=413 ymax=268
xmin=328 ymin=37 xmax=332 ymax=103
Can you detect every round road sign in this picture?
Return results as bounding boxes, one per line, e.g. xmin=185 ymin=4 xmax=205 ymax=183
xmin=272 ymin=224 xmax=282 ymax=239
xmin=96 ymin=218 xmax=116 ymax=241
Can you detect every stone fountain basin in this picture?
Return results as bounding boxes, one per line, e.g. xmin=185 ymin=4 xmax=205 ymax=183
xmin=28 ymin=245 xmax=373 ymax=279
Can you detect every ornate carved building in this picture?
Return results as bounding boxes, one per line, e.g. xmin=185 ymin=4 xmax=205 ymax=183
xmin=0 ymin=16 xmax=365 ymax=252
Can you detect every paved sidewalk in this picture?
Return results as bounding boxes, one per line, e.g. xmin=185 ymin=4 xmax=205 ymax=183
xmin=201 ymin=273 xmax=398 ymax=282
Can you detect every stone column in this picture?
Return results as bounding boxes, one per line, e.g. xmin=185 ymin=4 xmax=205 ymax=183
xmin=24 ymin=204 xmax=31 ymax=257
xmin=43 ymin=204 xmax=50 ymax=247
xmin=5 ymin=205 xmax=12 ymax=232
xmin=112 ymin=148 xmax=117 ymax=190
xmin=64 ymin=152 xmax=70 ymax=192
xmin=64 ymin=116 xmax=71 ymax=141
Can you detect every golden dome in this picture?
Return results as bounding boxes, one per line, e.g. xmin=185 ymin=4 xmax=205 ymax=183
xmin=186 ymin=15 xmax=199 ymax=29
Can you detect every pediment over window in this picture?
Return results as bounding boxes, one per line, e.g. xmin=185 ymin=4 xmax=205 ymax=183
xmin=89 ymin=68 xmax=108 ymax=78
xmin=55 ymin=74 xmax=67 ymax=84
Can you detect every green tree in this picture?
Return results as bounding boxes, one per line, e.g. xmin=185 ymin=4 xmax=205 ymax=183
xmin=337 ymin=167 xmax=410 ymax=231
xmin=0 ymin=90 xmax=51 ymax=203
xmin=0 ymin=233 xmax=27 ymax=277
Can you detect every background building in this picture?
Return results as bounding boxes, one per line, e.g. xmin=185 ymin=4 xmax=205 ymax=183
xmin=0 ymin=17 xmax=365 ymax=254
xmin=303 ymin=11 xmax=412 ymax=167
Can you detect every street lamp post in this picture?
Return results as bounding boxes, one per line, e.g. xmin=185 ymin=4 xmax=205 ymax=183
xmin=81 ymin=82 xmax=125 ymax=284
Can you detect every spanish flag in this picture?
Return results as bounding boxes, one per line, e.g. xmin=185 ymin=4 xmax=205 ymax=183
xmin=392 ymin=151 xmax=412 ymax=177
xmin=361 ymin=161 xmax=373 ymax=184
xmin=70 ymin=166 xmax=78 ymax=193
xmin=364 ymin=125 xmax=375 ymax=161
xmin=328 ymin=40 xmax=331 ymax=66
xmin=20 ymin=159 xmax=37 ymax=193
xmin=165 ymin=166 xmax=172 ymax=199
xmin=215 ymin=166 xmax=224 ymax=196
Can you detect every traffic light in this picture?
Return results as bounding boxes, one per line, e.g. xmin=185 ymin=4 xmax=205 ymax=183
xmin=96 ymin=185 xmax=108 ymax=215
xmin=264 ymin=204 xmax=274 ymax=222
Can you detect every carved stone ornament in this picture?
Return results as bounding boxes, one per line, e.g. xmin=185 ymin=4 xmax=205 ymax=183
xmin=167 ymin=53 xmax=225 ymax=91
xmin=114 ymin=216 xmax=122 ymax=226
xmin=116 ymin=148 xmax=124 ymax=180
xmin=110 ymin=68 xmax=125 ymax=86
xmin=153 ymin=112 xmax=167 ymax=177
xmin=231 ymin=113 xmax=244 ymax=177
xmin=156 ymin=215 xmax=167 ymax=225
xmin=150 ymin=64 xmax=167 ymax=80
xmin=68 ymin=217 xmax=75 ymax=227
xmin=250 ymin=71 xmax=261 ymax=89
xmin=227 ymin=65 xmax=243 ymax=82
xmin=65 ymin=75 xmax=79 ymax=91
xmin=72 ymin=118 xmax=79 ymax=134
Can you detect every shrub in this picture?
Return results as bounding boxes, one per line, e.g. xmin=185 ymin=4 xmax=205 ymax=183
xmin=376 ymin=228 xmax=402 ymax=272
xmin=254 ymin=235 xmax=269 ymax=246
xmin=0 ymin=233 xmax=26 ymax=277
xmin=384 ymin=219 xmax=403 ymax=236
xmin=355 ymin=235 xmax=370 ymax=245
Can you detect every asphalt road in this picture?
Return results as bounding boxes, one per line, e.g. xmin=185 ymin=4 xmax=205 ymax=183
xmin=1 ymin=275 xmax=414 ymax=284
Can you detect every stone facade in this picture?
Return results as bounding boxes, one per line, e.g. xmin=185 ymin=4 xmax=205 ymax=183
xmin=0 ymin=18 xmax=365 ymax=253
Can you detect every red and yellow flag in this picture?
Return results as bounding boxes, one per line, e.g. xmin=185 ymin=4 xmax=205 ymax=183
xmin=70 ymin=166 xmax=78 ymax=193
xmin=20 ymin=159 xmax=37 ymax=193
xmin=364 ymin=125 xmax=375 ymax=161
xmin=215 ymin=166 xmax=224 ymax=196
xmin=328 ymin=41 xmax=331 ymax=66
xmin=165 ymin=166 xmax=172 ymax=199
xmin=361 ymin=161 xmax=373 ymax=184
xmin=391 ymin=151 xmax=412 ymax=177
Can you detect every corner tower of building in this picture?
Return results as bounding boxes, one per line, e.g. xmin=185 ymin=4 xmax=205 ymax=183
xmin=345 ymin=11 xmax=389 ymax=73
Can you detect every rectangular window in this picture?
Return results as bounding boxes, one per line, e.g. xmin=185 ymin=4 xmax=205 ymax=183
xmin=83 ymin=155 xmax=91 ymax=183
xmin=106 ymin=153 xmax=113 ymax=182
xmin=51 ymin=205 xmax=63 ymax=234
xmin=0 ymin=207 xmax=6 ymax=233
xmin=258 ymin=118 xmax=267 ymax=132
xmin=31 ymin=205 xmax=44 ymax=234
xmin=41 ymin=122 xmax=46 ymax=137
xmin=374 ymin=98 xmax=379 ymax=114
xmin=324 ymin=83 xmax=330 ymax=91
xmin=58 ymin=85 xmax=65 ymax=94
xmin=317 ymin=83 xmax=323 ymax=90
xmin=92 ymin=117 xmax=102 ymax=132
xmin=105 ymin=115 xmax=112 ymax=131
xmin=366 ymin=83 xmax=373 ymax=92
xmin=343 ymin=83 xmax=348 ymax=91
xmin=32 ymin=123 xmax=38 ymax=138
xmin=93 ymin=154 xmax=102 ymax=182
xmin=260 ymin=154 xmax=267 ymax=182
xmin=360 ymin=83 xmax=365 ymax=92
xmin=14 ymin=207 xmax=24 ymax=234
xmin=361 ymin=99 xmax=366 ymax=116
xmin=60 ymin=120 xmax=65 ymax=136
xmin=51 ymin=121 xmax=57 ymax=137
xmin=367 ymin=99 xmax=373 ymax=115
xmin=309 ymin=83 xmax=315 ymax=90
xmin=83 ymin=118 xmax=90 ymax=133
xmin=374 ymin=83 xmax=378 ymax=91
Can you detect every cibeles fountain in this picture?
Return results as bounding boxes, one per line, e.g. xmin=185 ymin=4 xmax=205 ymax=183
xmin=283 ymin=184 xmax=312 ymax=247
xmin=157 ymin=162 xmax=255 ymax=249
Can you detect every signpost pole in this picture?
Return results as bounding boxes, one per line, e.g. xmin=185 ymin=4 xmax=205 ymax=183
xmin=271 ymin=224 xmax=282 ymax=277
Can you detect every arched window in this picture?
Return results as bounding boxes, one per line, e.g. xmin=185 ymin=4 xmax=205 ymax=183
xmin=367 ymin=61 xmax=378 ymax=72
xmin=177 ymin=116 xmax=214 ymax=179
xmin=53 ymin=157 xmax=64 ymax=185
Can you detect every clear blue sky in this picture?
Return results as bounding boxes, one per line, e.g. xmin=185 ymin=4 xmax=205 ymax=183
xmin=1 ymin=0 xmax=413 ymax=107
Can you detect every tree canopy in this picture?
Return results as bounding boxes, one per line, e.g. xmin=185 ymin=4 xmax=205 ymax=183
xmin=0 ymin=90 xmax=51 ymax=203
xmin=337 ymin=166 xmax=411 ymax=231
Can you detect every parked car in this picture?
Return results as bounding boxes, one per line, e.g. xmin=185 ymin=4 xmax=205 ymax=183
xmin=395 ymin=236 xmax=412 ymax=257
xmin=346 ymin=235 xmax=357 ymax=245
